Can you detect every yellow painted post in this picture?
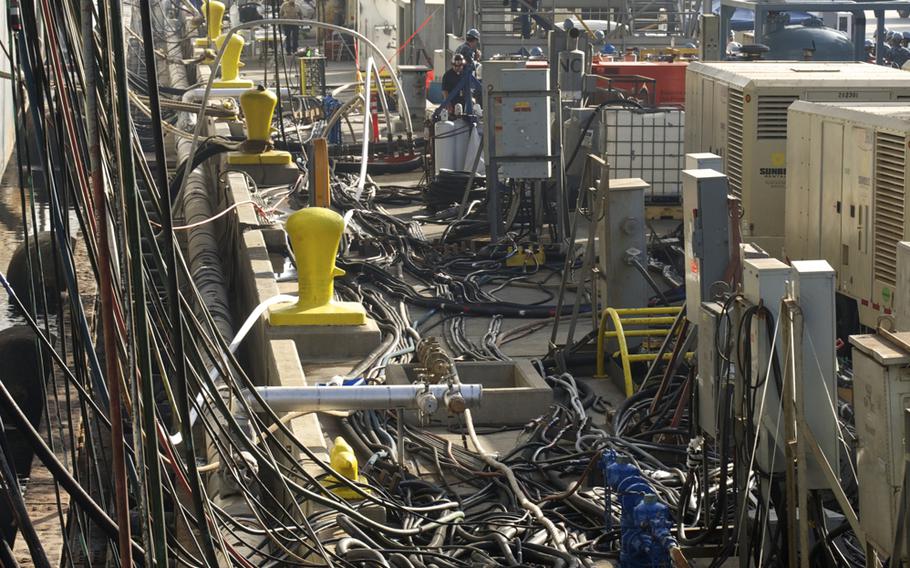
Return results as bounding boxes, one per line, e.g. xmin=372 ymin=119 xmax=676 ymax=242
xmin=195 ymin=0 xmax=225 ymax=47
xmin=269 ymin=208 xmax=367 ymax=326
xmin=213 ymin=33 xmax=254 ymax=88
xmin=324 ymin=437 xmax=369 ymax=499
xmin=228 ymin=86 xmax=293 ymax=165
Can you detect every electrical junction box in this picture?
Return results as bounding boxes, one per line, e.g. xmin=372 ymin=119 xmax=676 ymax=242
xmin=683 ymin=169 xmax=731 ymax=323
xmin=850 ymin=332 xmax=910 ymax=560
xmin=482 ymin=59 xmax=528 ymax=166
xmin=597 ymin=178 xmax=649 ymax=316
xmin=743 ymin=257 xmax=791 ymax=476
xmin=686 ymin=152 xmax=723 ymax=172
xmin=563 ymin=107 xmax=602 ymax=182
xmin=790 ymin=260 xmax=839 ymax=490
xmin=499 ymin=67 xmax=552 ymax=179
xmin=685 ymin=61 xmax=910 ymax=257
xmin=697 ymin=301 xmax=725 ymax=438
xmin=784 ymin=101 xmax=910 ymax=328
xmin=897 ymin=241 xmax=910 ymax=331
xmin=700 ymin=14 xmax=721 ymax=61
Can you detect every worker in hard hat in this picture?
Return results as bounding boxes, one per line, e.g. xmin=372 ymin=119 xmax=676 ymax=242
xmin=279 ymin=0 xmax=306 ymax=55
xmin=457 ymin=29 xmax=481 ymax=68
xmin=441 ymin=53 xmax=468 ymax=113
xmin=891 ymin=33 xmax=910 ymax=68
xmin=880 ymin=31 xmax=894 ymax=64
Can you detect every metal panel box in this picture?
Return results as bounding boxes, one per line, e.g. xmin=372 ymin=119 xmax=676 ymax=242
xmin=743 ymin=257 xmax=792 ymax=475
xmin=791 ymin=260 xmax=839 ymax=489
xmin=499 ymin=67 xmax=552 ymax=179
xmin=683 ymin=169 xmax=731 ymax=322
xmin=686 ymin=152 xmax=723 ymax=172
xmin=850 ymin=333 xmax=910 ymax=559
xmin=697 ymin=301 xmax=725 ymax=437
xmin=597 ymin=178 xmax=649 ymax=313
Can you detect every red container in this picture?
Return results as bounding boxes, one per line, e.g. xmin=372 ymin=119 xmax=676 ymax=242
xmin=590 ymin=61 xmax=688 ymax=108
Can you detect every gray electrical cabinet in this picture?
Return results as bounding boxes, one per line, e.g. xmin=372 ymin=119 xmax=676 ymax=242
xmin=697 ymin=301 xmax=725 ymax=437
xmin=700 ymin=14 xmax=721 ymax=61
xmin=791 ymin=260 xmax=839 ymax=490
xmin=482 ymin=59 xmax=527 ymax=168
xmin=685 ymin=152 xmax=723 ymax=172
xmin=850 ymin=332 xmax=910 ymax=560
xmin=598 ymin=178 xmax=649 ymax=314
xmin=898 ymin=241 xmax=910 ymax=331
xmin=499 ymin=67 xmax=552 ymax=179
xmin=496 ymin=67 xmax=553 ymax=179
xmin=683 ymin=169 xmax=731 ymax=323
xmin=743 ymin=257 xmax=791 ymax=475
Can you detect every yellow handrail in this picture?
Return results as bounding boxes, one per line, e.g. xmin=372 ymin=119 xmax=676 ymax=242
xmin=595 ymin=306 xmax=683 ymax=397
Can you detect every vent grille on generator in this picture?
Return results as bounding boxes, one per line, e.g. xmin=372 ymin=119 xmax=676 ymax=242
xmin=873 ymin=131 xmax=906 ymax=287
xmin=757 ymin=95 xmax=797 ymax=140
xmin=726 ymin=89 xmax=744 ymax=199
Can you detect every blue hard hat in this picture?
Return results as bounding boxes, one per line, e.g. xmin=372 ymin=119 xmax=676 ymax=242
xmin=683 ymin=42 xmax=696 ymax=48
xmin=903 ymin=31 xmax=910 ymax=40
xmin=529 ymin=46 xmax=544 ymax=56
xmin=866 ymin=39 xmax=874 ymax=47
xmin=602 ymin=43 xmax=616 ymax=54
xmin=466 ymin=28 xmax=479 ymax=40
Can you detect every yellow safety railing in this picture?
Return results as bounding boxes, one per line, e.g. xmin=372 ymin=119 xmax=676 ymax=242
xmin=595 ymin=306 xmax=684 ymax=397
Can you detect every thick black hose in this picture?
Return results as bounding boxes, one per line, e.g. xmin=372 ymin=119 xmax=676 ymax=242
xmin=167 ymin=141 xmax=235 ymax=199
xmin=0 ymin=379 xmax=146 ymax=561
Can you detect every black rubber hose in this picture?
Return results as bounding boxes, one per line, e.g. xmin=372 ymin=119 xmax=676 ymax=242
xmin=168 ymin=141 xmax=235 ymax=199
xmin=0 ymin=379 xmax=146 ymax=561
xmin=0 ymin=426 xmax=51 ymax=568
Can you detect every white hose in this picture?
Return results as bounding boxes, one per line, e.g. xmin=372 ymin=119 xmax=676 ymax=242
xmin=171 ymin=294 xmax=297 ymax=445
xmin=356 ymin=57 xmax=374 ymax=200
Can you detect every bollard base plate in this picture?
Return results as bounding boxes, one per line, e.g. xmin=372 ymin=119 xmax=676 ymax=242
xmin=228 ymin=150 xmax=293 ymax=166
xmin=213 ymin=78 xmax=255 ymax=89
xmin=322 ymin=474 xmax=371 ymax=500
xmin=269 ymin=300 xmax=367 ymax=326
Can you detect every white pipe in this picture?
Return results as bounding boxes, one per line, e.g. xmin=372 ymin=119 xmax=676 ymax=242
xmin=246 ymin=384 xmax=483 ymax=414
xmin=356 ymin=57 xmax=374 ymax=200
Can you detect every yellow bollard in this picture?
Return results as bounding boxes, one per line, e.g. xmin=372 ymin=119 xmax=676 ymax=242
xmin=213 ymin=33 xmax=254 ymax=89
xmin=269 ymin=208 xmax=368 ymax=326
xmin=228 ymin=86 xmax=293 ymax=165
xmin=324 ymin=437 xmax=369 ymax=499
xmin=195 ymin=0 xmax=225 ymax=47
